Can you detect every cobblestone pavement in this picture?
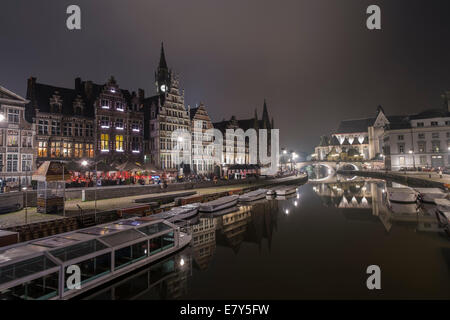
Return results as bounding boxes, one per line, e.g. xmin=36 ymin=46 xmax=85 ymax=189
xmin=0 ymin=175 xmax=302 ymax=229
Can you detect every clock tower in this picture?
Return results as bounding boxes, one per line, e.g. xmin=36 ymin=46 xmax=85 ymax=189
xmin=155 ymin=42 xmax=171 ymax=94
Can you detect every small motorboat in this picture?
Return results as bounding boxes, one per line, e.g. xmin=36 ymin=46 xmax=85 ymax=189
xmin=275 ymin=185 xmax=297 ymax=196
xmin=266 ymin=189 xmax=276 ymax=196
xmin=389 ymin=202 xmax=418 ymax=214
xmin=140 ymin=203 xmax=200 ymax=223
xmin=205 ymin=205 xmax=240 ymax=216
xmin=434 ymin=198 xmax=450 ymax=211
xmin=435 ymin=209 xmax=450 ymax=226
xmin=415 ymin=188 xmax=447 ymax=203
xmin=275 ymin=193 xmax=297 ymax=200
xmin=239 ymin=189 xmax=268 ymax=202
xmin=199 ymin=195 xmax=239 ymax=212
xmin=387 ymin=187 xmax=417 ymax=203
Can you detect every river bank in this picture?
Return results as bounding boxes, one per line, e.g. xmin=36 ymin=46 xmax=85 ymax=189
xmin=337 ymin=169 xmax=450 ymax=190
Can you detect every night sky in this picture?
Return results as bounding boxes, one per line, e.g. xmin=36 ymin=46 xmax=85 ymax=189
xmin=1 ymin=0 xmax=449 ymax=154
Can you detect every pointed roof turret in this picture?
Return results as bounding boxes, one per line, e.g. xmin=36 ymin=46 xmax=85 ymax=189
xmin=159 ymin=42 xmax=168 ymax=69
xmin=262 ymin=99 xmax=270 ymax=128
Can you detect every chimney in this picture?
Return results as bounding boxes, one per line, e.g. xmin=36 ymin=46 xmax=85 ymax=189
xmin=85 ymin=80 xmax=93 ymax=98
xmin=75 ymin=77 xmax=82 ymax=92
xmin=138 ymin=88 xmax=145 ymax=101
xmin=26 ymin=77 xmax=36 ymax=101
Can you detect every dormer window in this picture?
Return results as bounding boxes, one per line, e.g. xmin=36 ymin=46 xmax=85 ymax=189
xmin=50 ymin=103 xmax=62 ymax=113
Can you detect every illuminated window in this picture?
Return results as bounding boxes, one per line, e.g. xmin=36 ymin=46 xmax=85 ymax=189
xmin=7 ymin=130 xmax=19 ymax=147
xmin=38 ymin=141 xmax=47 ymax=157
xmin=101 ymin=134 xmax=109 ymax=151
xmin=74 ymin=143 xmax=83 ymax=158
xmin=86 ymin=143 xmax=94 ymax=158
xmin=115 ymin=135 xmax=124 ymax=151
xmin=63 ymin=142 xmax=72 ymax=158
xmin=51 ymin=142 xmax=61 ymax=157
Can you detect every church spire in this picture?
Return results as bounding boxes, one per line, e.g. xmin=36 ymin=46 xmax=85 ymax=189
xmin=159 ymin=42 xmax=168 ymax=70
xmin=155 ymin=42 xmax=171 ymax=94
xmin=262 ymin=99 xmax=269 ymax=129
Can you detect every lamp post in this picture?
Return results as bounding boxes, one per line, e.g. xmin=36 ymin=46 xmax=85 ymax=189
xmin=409 ymin=149 xmax=416 ymax=170
xmin=0 ymin=113 xmax=5 ymax=193
xmin=82 ymin=159 xmax=98 ymax=221
xmin=22 ymin=186 xmax=28 ymax=224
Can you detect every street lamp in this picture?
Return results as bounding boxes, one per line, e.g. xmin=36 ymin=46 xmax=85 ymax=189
xmin=409 ymin=149 xmax=416 ymax=170
xmin=81 ymin=159 xmax=98 ymax=222
xmin=22 ymin=187 xmax=28 ymax=224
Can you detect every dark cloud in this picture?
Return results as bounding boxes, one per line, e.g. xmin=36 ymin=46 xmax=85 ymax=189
xmin=1 ymin=0 xmax=449 ymax=153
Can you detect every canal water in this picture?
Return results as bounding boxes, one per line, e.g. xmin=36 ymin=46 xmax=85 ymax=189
xmin=83 ymin=176 xmax=450 ymax=300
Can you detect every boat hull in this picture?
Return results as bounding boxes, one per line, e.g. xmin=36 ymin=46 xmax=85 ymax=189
xmin=239 ymin=189 xmax=268 ymax=202
xmin=199 ymin=195 xmax=239 ymax=212
xmin=415 ymin=188 xmax=447 ymax=203
xmin=387 ymin=188 xmax=417 ymax=203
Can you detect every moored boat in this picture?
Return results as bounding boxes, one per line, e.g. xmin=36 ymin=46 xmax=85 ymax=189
xmin=435 ymin=210 xmax=450 ymax=226
xmin=434 ymin=198 xmax=450 ymax=212
xmin=0 ymin=217 xmax=191 ymax=300
xmin=415 ymin=188 xmax=447 ymax=203
xmin=139 ymin=203 xmax=200 ymax=223
xmin=275 ymin=185 xmax=297 ymax=196
xmin=239 ymin=189 xmax=268 ymax=202
xmin=199 ymin=195 xmax=239 ymax=212
xmin=387 ymin=187 xmax=417 ymax=203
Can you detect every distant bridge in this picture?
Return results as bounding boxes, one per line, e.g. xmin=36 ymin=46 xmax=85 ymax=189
xmin=295 ymin=161 xmax=361 ymax=171
xmin=295 ymin=161 xmax=361 ymax=182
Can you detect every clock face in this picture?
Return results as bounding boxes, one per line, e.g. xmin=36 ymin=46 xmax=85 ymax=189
xmin=160 ymin=85 xmax=167 ymax=92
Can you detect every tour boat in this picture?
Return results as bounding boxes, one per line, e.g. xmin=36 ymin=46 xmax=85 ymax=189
xmin=0 ymin=217 xmax=191 ymax=300
xmin=387 ymin=187 xmax=418 ymax=203
xmin=199 ymin=195 xmax=239 ymax=213
xmin=275 ymin=185 xmax=298 ymax=196
xmin=415 ymin=188 xmax=447 ymax=203
xmin=239 ymin=189 xmax=268 ymax=202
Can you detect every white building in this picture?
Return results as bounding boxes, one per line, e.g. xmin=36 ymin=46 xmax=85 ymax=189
xmin=0 ymin=85 xmax=35 ymax=190
xmin=190 ymin=104 xmax=214 ymax=174
xmin=384 ymin=94 xmax=450 ymax=170
xmin=315 ymin=106 xmax=403 ymax=161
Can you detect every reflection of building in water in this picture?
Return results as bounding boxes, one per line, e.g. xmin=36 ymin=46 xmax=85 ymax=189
xmin=215 ymin=205 xmax=253 ymax=253
xmin=214 ymin=201 xmax=279 ymax=253
xmin=83 ymin=249 xmax=192 ymax=300
xmin=313 ymin=180 xmax=442 ymax=233
xmin=191 ymin=218 xmax=216 ymax=270
xmin=312 ymin=181 xmax=373 ymax=209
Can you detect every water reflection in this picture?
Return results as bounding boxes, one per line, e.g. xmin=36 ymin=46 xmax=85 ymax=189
xmin=83 ymin=178 xmax=450 ymax=300
xmin=311 ymin=176 xmax=443 ymax=234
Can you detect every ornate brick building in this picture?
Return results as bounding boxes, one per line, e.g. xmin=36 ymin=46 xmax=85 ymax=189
xmin=143 ymin=44 xmax=191 ymax=171
xmin=26 ymin=76 xmax=144 ymax=167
